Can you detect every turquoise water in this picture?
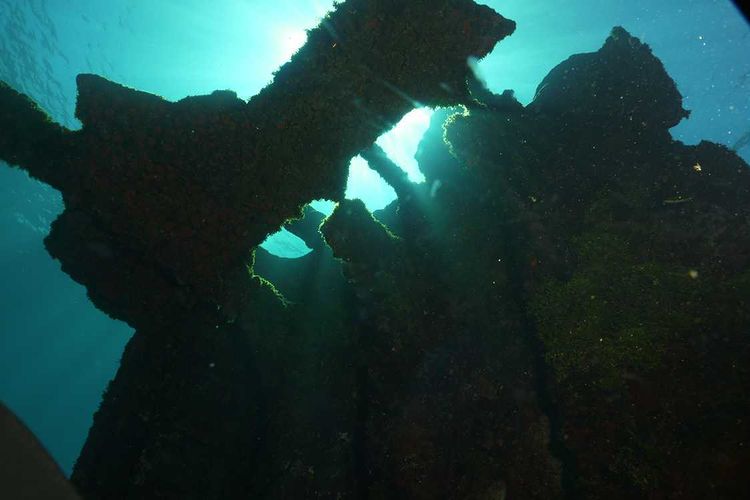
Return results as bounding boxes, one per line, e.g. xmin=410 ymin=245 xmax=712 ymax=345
xmin=0 ymin=0 xmax=748 ymax=476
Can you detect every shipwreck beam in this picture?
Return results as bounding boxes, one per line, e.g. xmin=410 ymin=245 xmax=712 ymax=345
xmin=1 ymin=0 xmax=515 ymax=329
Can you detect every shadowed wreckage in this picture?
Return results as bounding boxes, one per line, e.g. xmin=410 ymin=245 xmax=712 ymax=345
xmin=1 ymin=0 xmax=749 ymax=498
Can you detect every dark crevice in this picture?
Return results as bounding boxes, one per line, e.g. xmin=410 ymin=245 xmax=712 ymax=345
xmin=497 ymin=200 xmax=579 ymax=499
xmin=352 ymin=362 xmax=371 ymax=500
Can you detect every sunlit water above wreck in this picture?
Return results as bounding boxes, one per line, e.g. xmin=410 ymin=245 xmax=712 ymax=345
xmin=0 ymin=0 xmax=748 ymax=478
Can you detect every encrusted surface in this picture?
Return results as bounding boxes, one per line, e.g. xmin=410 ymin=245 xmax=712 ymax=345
xmin=2 ymin=9 xmax=749 ymax=499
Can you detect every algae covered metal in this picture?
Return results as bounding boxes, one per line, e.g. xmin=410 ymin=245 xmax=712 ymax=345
xmin=1 ymin=1 xmax=748 ymax=499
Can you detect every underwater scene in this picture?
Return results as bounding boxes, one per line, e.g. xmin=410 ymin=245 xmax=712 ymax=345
xmin=1 ymin=0 xmax=749 ymax=498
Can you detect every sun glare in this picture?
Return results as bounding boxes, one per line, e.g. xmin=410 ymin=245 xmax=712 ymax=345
xmin=279 ymin=29 xmax=308 ymax=62
xmin=344 ymin=108 xmax=434 ymax=212
xmin=345 ymin=156 xmax=398 ymax=211
xmin=376 ymin=108 xmax=433 ymax=183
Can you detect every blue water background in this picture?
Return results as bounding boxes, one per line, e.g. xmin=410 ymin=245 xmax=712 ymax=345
xmin=1 ymin=0 xmax=748 ymax=475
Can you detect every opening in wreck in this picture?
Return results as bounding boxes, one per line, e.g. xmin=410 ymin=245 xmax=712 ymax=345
xmin=260 ymin=107 xmax=432 ymax=260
